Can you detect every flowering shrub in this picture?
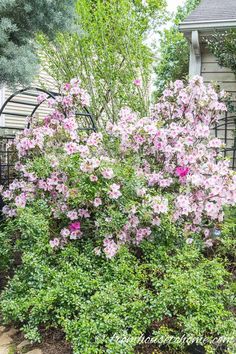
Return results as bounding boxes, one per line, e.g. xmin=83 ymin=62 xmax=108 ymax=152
xmin=1 ymin=76 xmax=236 ymax=258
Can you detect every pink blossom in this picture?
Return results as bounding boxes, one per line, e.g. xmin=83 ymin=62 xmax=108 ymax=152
xmin=152 ymin=196 xmax=168 ymax=214
xmin=70 ymin=230 xmax=83 ymax=240
xmin=64 ymin=142 xmax=79 ymax=155
xmin=205 ymin=239 xmax=214 ymax=248
xmin=94 ymin=247 xmax=102 ymax=256
xmin=102 ymin=168 xmax=114 ymax=179
xmin=60 ymin=228 xmax=70 ymax=237
xmin=78 ymin=209 xmax=90 ymax=218
xmin=135 ymin=227 xmax=151 ymax=243
xmin=103 ymin=238 xmax=119 ymax=258
xmin=80 ymin=158 xmax=100 ymax=173
xmin=69 ymin=221 xmax=81 ymax=232
xmin=133 ymin=79 xmax=141 ymax=87
xmin=63 ymin=118 xmax=78 ymax=132
xmin=136 ymin=187 xmax=147 ymax=197
xmin=37 ymin=93 xmax=48 ymax=104
xmin=67 ymin=210 xmax=78 ymax=220
xmin=15 ymin=193 xmax=27 ymax=208
xmin=63 ymin=83 xmax=71 ymax=91
xmin=78 ymin=145 xmax=90 ymax=158
xmin=2 ymin=190 xmax=13 ymax=200
xmin=87 ymin=132 xmax=103 ymax=147
xmin=62 ymin=96 xmax=73 ymax=108
xmin=204 ymin=229 xmax=210 ymax=238
xmin=126 ymin=216 xmax=139 ymax=230
xmin=2 ymin=76 xmax=236 ymax=255
xmin=175 ymin=166 xmax=190 ymax=178
xmin=208 ymin=138 xmax=223 ymax=149
xmin=90 ymin=175 xmax=98 ymax=182
xmin=108 ymin=183 xmax=122 ymax=199
xmin=93 ymin=198 xmax=102 ymax=207
xmin=152 ymin=216 xmax=161 ymax=226
xmin=50 ymin=238 xmax=60 ymax=248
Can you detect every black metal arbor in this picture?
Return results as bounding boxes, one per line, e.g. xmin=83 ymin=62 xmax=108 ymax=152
xmin=0 ymin=87 xmax=96 ymax=186
xmin=214 ymin=111 xmax=236 ymax=170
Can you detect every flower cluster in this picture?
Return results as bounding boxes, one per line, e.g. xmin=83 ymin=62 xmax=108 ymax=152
xmin=1 ymin=76 xmax=236 ymax=257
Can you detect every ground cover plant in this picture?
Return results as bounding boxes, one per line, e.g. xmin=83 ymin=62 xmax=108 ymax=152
xmin=0 ymin=77 xmax=235 ymax=353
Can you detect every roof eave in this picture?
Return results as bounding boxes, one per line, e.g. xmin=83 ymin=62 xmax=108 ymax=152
xmin=179 ymin=19 xmax=236 ymax=32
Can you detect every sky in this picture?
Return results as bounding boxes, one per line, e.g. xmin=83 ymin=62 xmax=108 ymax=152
xmin=146 ymin=0 xmax=185 ymax=50
xmin=167 ymin=0 xmax=185 ymax=12
xmin=146 ymin=0 xmax=186 ymax=89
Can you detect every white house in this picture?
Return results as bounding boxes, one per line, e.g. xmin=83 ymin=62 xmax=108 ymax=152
xmin=179 ymin=0 xmax=236 ymax=168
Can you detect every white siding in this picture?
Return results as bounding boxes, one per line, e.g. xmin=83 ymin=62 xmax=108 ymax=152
xmin=2 ymin=70 xmax=58 ymax=129
xmin=201 ymin=44 xmax=236 ymax=95
xmin=201 ymin=43 xmax=236 ymax=165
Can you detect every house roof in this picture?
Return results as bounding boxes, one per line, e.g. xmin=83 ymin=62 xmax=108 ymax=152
xmin=179 ymin=0 xmax=236 ymax=32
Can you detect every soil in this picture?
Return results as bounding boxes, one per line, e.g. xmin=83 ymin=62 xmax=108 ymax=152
xmin=11 ymin=328 xmax=73 ymax=354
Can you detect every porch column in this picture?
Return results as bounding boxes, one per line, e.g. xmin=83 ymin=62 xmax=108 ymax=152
xmin=189 ymin=30 xmax=201 ymax=77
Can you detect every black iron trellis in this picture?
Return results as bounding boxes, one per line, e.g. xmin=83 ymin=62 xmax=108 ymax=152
xmin=0 ymin=87 xmax=96 ymax=187
xmin=213 ymin=111 xmax=236 ymax=170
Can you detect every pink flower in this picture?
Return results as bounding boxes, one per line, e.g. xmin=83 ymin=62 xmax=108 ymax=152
xmin=108 ymin=183 xmax=122 ymax=199
xmin=63 ymin=118 xmax=78 ymax=131
xmin=78 ymin=145 xmax=90 ymax=158
xmin=208 ymin=138 xmax=223 ymax=149
xmin=204 ymin=228 xmax=210 ymax=238
xmin=136 ymin=188 xmax=147 ymax=197
xmin=80 ymin=158 xmax=100 ymax=173
xmin=37 ymin=93 xmax=48 ymax=104
xmin=90 ymin=175 xmax=98 ymax=182
xmin=67 ymin=210 xmax=78 ymax=220
xmin=64 ymin=142 xmax=79 ymax=155
xmin=62 ymin=96 xmax=73 ymax=108
xmin=103 ymin=238 xmax=119 ymax=258
xmin=2 ymin=190 xmax=13 ymax=200
xmin=63 ymin=83 xmax=71 ymax=91
xmin=94 ymin=247 xmax=102 ymax=256
xmin=205 ymin=239 xmax=214 ymax=248
xmin=174 ymin=80 xmax=184 ymax=90
xmin=15 ymin=193 xmax=27 ymax=208
xmin=50 ymin=238 xmax=60 ymax=248
xmin=133 ymin=79 xmax=141 ymax=87
xmin=152 ymin=196 xmax=168 ymax=214
xmin=135 ymin=227 xmax=151 ymax=243
xmin=78 ymin=209 xmax=90 ymax=218
xmin=175 ymin=166 xmax=190 ymax=178
xmin=87 ymin=132 xmax=103 ymax=147
xmin=60 ymin=228 xmax=70 ymax=237
xmin=102 ymin=168 xmax=114 ymax=179
xmin=93 ymin=197 xmax=102 ymax=207
xmin=70 ymin=230 xmax=83 ymax=240
xmin=69 ymin=221 xmax=81 ymax=232
xmin=152 ymin=216 xmax=161 ymax=226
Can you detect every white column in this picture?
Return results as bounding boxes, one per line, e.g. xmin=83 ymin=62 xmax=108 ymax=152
xmin=189 ymin=30 xmax=201 ymax=77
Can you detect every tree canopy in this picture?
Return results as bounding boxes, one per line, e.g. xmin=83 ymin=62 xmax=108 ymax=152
xmin=207 ymin=29 xmax=236 ymax=75
xmin=0 ymin=0 xmax=76 ymax=87
xmin=154 ymin=0 xmax=200 ymax=98
xmin=38 ymin=0 xmax=166 ymax=124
